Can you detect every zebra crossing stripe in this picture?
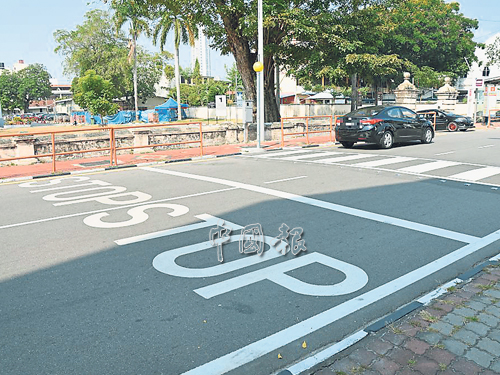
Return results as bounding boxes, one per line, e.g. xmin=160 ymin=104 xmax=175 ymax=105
xmin=448 ymin=167 xmax=500 ymax=182
xmin=398 ymin=160 xmax=461 ymax=174
xmin=252 ymin=150 xmax=309 ymax=158
xmin=281 ymin=152 xmax=342 ymax=160
xmin=313 ymin=154 xmax=376 ymax=163
xmin=355 ymin=156 xmax=416 ymax=167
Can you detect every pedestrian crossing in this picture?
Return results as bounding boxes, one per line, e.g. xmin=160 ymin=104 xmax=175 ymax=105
xmin=244 ymin=148 xmax=500 ymax=185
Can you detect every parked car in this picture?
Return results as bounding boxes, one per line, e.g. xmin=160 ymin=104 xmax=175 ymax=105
xmin=55 ymin=113 xmax=70 ymax=122
xmin=335 ymin=105 xmax=434 ymax=149
xmin=416 ymin=109 xmax=474 ymax=132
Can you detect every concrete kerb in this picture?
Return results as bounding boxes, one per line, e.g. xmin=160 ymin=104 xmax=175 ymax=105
xmin=275 ymin=252 xmax=500 ymax=375
xmin=0 ymin=152 xmax=243 ymax=184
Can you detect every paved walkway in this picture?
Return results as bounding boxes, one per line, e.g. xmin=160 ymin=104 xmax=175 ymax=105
xmin=2 ymin=123 xmax=500 ymax=374
xmin=310 ymin=266 xmax=500 ymax=375
xmin=0 ymin=133 xmax=333 ymax=181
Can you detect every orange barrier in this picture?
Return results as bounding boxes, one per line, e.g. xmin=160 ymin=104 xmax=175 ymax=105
xmin=280 ymin=115 xmax=338 ymax=148
xmin=417 ymin=111 xmax=437 ymax=131
xmin=487 ymin=109 xmax=500 ymax=127
xmin=0 ymin=122 xmax=204 ymax=174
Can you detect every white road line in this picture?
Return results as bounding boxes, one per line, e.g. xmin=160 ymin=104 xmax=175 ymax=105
xmin=264 ymin=176 xmax=307 ymax=184
xmin=286 ymin=330 xmax=368 ymax=374
xmin=0 ymin=187 xmax=237 ymax=230
xmin=398 ymin=160 xmax=461 ymax=174
xmin=435 ymin=151 xmax=455 ymax=156
xmin=313 ymin=154 xmax=376 ymax=163
xmin=448 ymin=167 xmax=500 ymax=182
xmin=181 ymin=229 xmax=500 ymax=375
xmin=114 ymin=214 xmax=243 ymax=246
xmin=355 ymin=156 xmax=416 ymax=167
xmin=280 ymin=152 xmax=341 ymax=160
xmin=478 ymin=145 xmax=494 ymax=149
xmin=141 ymin=167 xmax=478 ymax=244
xmin=251 ymin=150 xmax=308 ymax=158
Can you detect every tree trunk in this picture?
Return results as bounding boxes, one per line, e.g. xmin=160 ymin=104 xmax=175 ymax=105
xmin=351 ymin=73 xmax=358 ymax=112
xmin=174 ymin=44 xmax=182 ymax=121
xmin=216 ymin=7 xmax=280 ymax=122
xmin=264 ymin=55 xmax=280 ymax=122
xmin=133 ymin=34 xmax=139 ymax=122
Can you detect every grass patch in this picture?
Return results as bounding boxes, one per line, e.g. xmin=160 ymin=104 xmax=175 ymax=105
xmin=451 ymin=325 xmax=462 ymax=335
xmin=439 ymin=363 xmax=447 ymax=371
xmin=388 ymin=323 xmax=404 ymax=334
xmin=491 ymin=298 xmax=499 ymax=304
xmin=419 ymin=310 xmax=438 ymax=323
xmin=463 ymin=316 xmax=479 ymax=323
xmin=477 ymin=283 xmax=495 ymax=291
xmin=408 ymin=358 xmax=417 ymax=367
xmin=434 ymin=343 xmax=446 ymax=349
xmin=427 ymin=327 xmax=439 ymax=333
xmin=447 ymin=286 xmax=457 ymax=292
xmin=350 ymin=366 xmax=368 ymax=374
xmin=410 ymin=320 xmax=422 ymax=327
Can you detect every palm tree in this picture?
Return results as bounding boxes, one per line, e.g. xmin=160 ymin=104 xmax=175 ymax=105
xmin=152 ymin=8 xmax=197 ymax=121
xmin=111 ymin=1 xmax=150 ymax=121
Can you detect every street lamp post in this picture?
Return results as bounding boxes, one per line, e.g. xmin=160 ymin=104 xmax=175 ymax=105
xmin=257 ymin=0 xmax=264 ymax=148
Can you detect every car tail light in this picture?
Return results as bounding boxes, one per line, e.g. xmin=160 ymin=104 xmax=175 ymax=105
xmin=336 ymin=118 xmax=343 ymax=125
xmin=360 ymin=119 xmax=383 ymax=125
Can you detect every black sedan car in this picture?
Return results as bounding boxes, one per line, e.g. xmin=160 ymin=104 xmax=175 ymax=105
xmin=335 ymin=105 xmax=434 ymax=149
xmin=416 ymin=109 xmax=474 ymax=132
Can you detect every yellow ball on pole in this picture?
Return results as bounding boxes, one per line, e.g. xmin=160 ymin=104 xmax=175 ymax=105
xmin=253 ymin=61 xmax=264 ymax=72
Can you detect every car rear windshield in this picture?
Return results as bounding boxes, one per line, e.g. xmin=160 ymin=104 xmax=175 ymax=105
xmin=347 ymin=106 xmax=385 ymax=117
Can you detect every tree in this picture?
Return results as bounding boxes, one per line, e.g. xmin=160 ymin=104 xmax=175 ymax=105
xmin=54 ymin=9 xmax=166 ymax=109
xmin=72 ymin=70 xmax=119 ymax=120
xmin=110 ymin=0 xmax=151 ymax=121
xmin=17 ymin=64 xmax=52 ymax=112
xmin=382 ymin=0 xmax=479 ymax=76
xmin=0 ymin=71 xmax=22 ymax=112
xmin=486 ymin=36 xmax=500 ymax=68
xmin=54 ymin=10 xmax=130 ymax=94
xmin=136 ymin=51 xmax=165 ymax=103
xmin=151 ymin=4 xmax=197 ymax=121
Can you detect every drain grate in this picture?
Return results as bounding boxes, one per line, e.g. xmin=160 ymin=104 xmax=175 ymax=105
xmin=78 ymin=160 xmax=111 ymax=167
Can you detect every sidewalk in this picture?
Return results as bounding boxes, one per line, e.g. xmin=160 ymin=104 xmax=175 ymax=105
xmin=307 ymin=263 xmax=500 ymax=375
xmin=0 ymin=135 xmax=333 ymax=181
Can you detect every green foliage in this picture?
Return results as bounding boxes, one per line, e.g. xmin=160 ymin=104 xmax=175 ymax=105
xmin=179 ymin=79 xmax=229 ymax=106
xmin=54 ymin=9 xmax=165 ymax=108
xmin=72 ymin=70 xmax=119 ymax=117
xmin=410 ymin=65 xmax=457 ymax=89
xmin=486 ymin=36 xmax=500 ymax=68
xmin=382 ymin=0 xmax=479 ymax=76
xmin=1 ymin=64 xmax=52 ymax=113
xmin=0 ymin=71 xmax=23 ymax=111
xmin=193 ymin=59 xmax=202 ymax=85
xmin=164 ymin=64 xmax=175 ymax=80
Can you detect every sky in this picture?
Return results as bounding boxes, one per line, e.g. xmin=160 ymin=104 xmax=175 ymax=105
xmin=0 ymin=0 xmax=499 ymax=84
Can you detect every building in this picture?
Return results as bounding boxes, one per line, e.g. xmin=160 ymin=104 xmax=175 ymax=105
xmin=191 ymin=26 xmax=211 ymax=77
xmin=457 ymin=33 xmax=500 ymax=118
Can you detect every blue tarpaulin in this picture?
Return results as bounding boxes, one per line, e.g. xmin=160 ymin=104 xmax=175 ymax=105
xmin=72 ymin=100 xmax=189 ymax=124
xmin=155 ymin=98 xmax=188 ymax=122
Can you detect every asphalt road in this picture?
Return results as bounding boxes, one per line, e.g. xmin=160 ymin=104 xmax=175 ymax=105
xmin=1 ymin=128 xmax=500 ymax=375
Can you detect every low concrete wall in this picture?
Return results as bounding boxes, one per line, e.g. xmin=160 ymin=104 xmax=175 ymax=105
xmin=187 ymin=104 xmax=351 ymax=121
xmin=0 ymin=121 xmax=334 ymax=166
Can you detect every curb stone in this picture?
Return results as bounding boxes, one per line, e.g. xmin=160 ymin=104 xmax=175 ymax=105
xmin=277 ymin=254 xmax=500 ymax=375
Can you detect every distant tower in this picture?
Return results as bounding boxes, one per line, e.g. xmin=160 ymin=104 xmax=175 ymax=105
xmin=191 ymin=26 xmax=211 ymax=77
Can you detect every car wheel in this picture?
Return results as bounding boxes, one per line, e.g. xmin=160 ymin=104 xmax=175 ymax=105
xmin=341 ymin=141 xmax=354 ymax=148
xmin=447 ymin=122 xmax=458 ymax=132
xmin=421 ymin=127 xmax=433 ymax=144
xmin=380 ymin=131 xmax=393 ymax=149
